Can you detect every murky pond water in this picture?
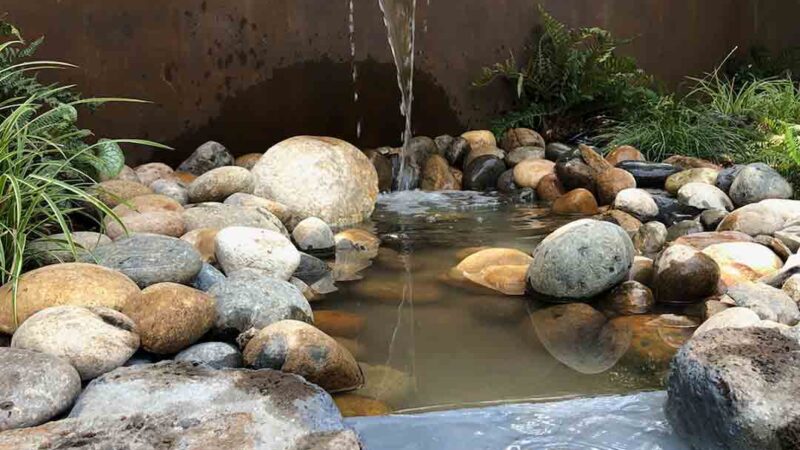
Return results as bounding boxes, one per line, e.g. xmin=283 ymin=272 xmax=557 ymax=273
xmin=317 ymin=191 xmax=697 ymax=412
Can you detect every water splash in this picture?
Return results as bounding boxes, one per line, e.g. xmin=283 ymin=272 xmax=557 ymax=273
xmin=378 ymin=0 xmax=417 ymax=190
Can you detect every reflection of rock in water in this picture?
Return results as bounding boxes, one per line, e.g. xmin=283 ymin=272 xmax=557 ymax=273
xmin=349 ymin=273 xmax=441 ymax=305
xmin=611 ymin=314 xmax=698 ymax=375
xmin=356 ymin=363 xmax=414 ymax=407
xmin=529 ymin=303 xmax=631 ymax=375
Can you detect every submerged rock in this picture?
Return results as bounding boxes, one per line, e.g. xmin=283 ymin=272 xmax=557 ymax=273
xmin=355 ymin=363 xmax=414 ymax=407
xmin=453 ymin=248 xmax=533 ymax=296
xmin=334 ymin=394 xmax=392 ymax=417
xmin=527 ymin=219 xmax=634 ymax=302
xmin=177 ymin=141 xmax=235 ymax=176
xmin=0 ymin=348 xmax=81 ymax=431
xmin=11 ymin=306 xmax=139 ymax=380
xmin=252 ymin=136 xmax=379 ymax=226
xmin=243 ymin=320 xmax=363 ymax=393
xmin=666 ymin=327 xmax=800 ymax=450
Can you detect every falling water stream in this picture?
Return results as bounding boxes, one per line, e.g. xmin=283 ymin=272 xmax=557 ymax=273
xmin=378 ymin=0 xmax=418 ymax=191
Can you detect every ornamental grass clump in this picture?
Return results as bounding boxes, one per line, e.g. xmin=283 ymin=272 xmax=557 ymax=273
xmin=0 ymin=19 xmax=166 ymax=324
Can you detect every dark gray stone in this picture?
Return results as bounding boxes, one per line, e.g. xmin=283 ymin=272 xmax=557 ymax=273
xmin=84 ymin=234 xmax=203 ymax=288
xmin=666 ymin=219 xmax=704 ymax=242
xmin=0 ymin=348 xmax=81 ymax=430
xmin=445 ymin=137 xmax=470 ymax=168
xmin=700 ymin=209 xmax=729 ymax=231
xmin=666 ymin=327 xmax=800 ymax=450
xmin=463 ymin=155 xmax=506 ymax=191
xmin=545 ymin=142 xmax=572 ymax=162
xmin=192 ymin=262 xmax=226 ymax=291
xmin=715 ymin=165 xmax=744 ymax=193
xmin=294 ymin=253 xmax=333 ymax=286
xmin=651 ymin=194 xmax=701 ymax=227
xmin=174 ymin=342 xmax=243 ymax=369
xmin=207 ymin=269 xmax=313 ymax=339
xmin=177 ymin=141 xmax=234 ymax=176
xmin=616 ymin=161 xmax=681 ymax=189
xmin=729 ymin=163 xmax=793 ymax=207
xmin=555 ymin=151 xmax=596 ymax=193
xmin=496 ymin=169 xmax=517 ymax=193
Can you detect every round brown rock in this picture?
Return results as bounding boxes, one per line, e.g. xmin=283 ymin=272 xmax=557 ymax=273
xmin=122 ymin=283 xmax=216 ymax=354
xmin=551 ymin=188 xmax=598 ymax=215
xmin=420 ymin=154 xmax=459 ymax=191
xmin=499 ymin=128 xmax=545 ymax=151
xmin=653 ymin=244 xmax=720 ymax=305
xmin=596 ymin=168 xmax=636 ymax=205
xmin=536 ymin=173 xmax=566 ymax=201
xmin=0 ymin=263 xmax=140 ymax=334
xmin=243 ymin=319 xmax=363 ymax=393
xmin=313 ymin=311 xmax=366 ymax=339
xmin=605 ymin=145 xmax=645 ymax=166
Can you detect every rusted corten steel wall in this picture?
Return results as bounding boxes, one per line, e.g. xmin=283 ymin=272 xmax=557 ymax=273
xmin=4 ymin=0 xmax=798 ymax=164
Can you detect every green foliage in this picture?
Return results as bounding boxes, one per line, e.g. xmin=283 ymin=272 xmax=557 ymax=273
xmin=724 ymin=45 xmax=800 ymax=85
xmin=0 ymin=19 xmax=167 ymax=324
xmin=0 ymin=19 xmax=125 ymax=180
xmin=476 ymin=5 xmax=657 ymax=140
xmin=606 ymin=58 xmax=800 ymax=194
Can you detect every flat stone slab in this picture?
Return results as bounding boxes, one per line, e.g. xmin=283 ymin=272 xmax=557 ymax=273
xmin=348 ymin=391 xmax=687 ymax=450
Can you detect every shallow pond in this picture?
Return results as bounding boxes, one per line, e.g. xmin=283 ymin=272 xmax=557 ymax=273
xmin=317 ymin=191 xmax=697 ymax=412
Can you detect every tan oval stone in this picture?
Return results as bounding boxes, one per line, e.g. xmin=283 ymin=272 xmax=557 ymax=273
xmin=112 ymin=194 xmax=183 ymax=217
xmin=551 ymin=188 xmax=599 ymax=215
xmin=122 ymin=283 xmax=215 ymax=354
xmin=665 ymin=168 xmax=719 ymax=195
xmin=95 ymin=180 xmax=154 ymax=208
xmin=234 ymin=153 xmax=263 ymax=170
xmin=454 ymin=248 xmax=533 ymax=280
xmin=243 ymin=320 xmax=363 ymax=393
xmin=180 ymin=228 xmax=219 ymax=263
xmin=464 ymin=264 xmax=530 ymax=296
xmin=513 ymin=159 xmax=555 ymax=188
xmin=134 ymin=163 xmax=174 ymax=187
xmin=105 ymin=211 xmax=186 ymax=240
xmin=499 ymin=128 xmax=545 ymax=152
xmin=188 ymin=166 xmax=255 ymax=203
xmin=0 ymin=263 xmax=140 ymax=333
xmin=460 ymin=130 xmax=497 ymax=150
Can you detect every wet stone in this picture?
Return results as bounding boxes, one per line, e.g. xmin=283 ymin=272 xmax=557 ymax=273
xmin=599 ymin=281 xmax=655 ymax=318
xmin=463 ymin=155 xmax=506 ymax=191
xmin=615 ymin=161 xmax=680 ymax=189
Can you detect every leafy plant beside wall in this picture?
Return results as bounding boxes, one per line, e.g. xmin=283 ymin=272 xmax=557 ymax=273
xmin=475 ymin=4 xmax=658 ymax=142
xmin=0 ymin=18 xmax=165 ymax=324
